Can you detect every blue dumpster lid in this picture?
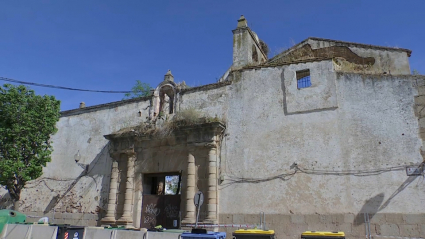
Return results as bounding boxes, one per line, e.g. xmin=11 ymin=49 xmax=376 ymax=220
xmin=181 ymin=232 xmax=226 ymax=238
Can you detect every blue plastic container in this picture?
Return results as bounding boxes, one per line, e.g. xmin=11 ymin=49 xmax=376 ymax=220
xmin=181 ymin=232 xmax=227 ymax=239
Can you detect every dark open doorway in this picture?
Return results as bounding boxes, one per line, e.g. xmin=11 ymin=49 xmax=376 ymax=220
xmin=141 ymin=173 xmax=181 ymax=229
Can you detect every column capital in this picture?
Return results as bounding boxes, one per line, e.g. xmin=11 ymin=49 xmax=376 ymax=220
xmin=110 ymin=149 xmax=136 ymax=159
xmin=190 ymin=141 xmax=217 ymax=149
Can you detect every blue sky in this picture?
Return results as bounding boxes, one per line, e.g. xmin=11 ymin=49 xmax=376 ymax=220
xmin=1 ymin=0 xmax=423 ymax=111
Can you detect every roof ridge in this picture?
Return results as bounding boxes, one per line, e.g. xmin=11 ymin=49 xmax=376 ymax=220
xmin=268 ymin=37 xmax=412 ymax=64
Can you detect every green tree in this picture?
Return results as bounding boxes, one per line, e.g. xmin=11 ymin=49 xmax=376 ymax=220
xmin=0 ymin=84 xmax=60 ymax=209
xmin=412 ymin=69 xmax=420 ymax=75
xmin=124 ymin=80 xmax=153 ymax=99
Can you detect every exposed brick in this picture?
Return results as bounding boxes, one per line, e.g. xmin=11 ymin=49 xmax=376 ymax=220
xmin=402 ymin=214 xmax=425 ymax=224
xmin=385 ymin=214 xmax=405 ymax=224
xmin=290 ymin=215 xmax=305 ymax=224
xmin=399 ymin=224 xmax=420 ymax=237
xmin=380 ymin=224 xmax=400 ymax=236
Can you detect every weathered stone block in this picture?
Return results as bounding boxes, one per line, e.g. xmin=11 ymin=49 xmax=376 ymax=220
xmin=219 ymin=214 xmax=232 ymax=224
xmin=54 ymin=219 xmax=67 ymax=224
xmin=344 ymin=214 xmax=355 ymax=223
xmin=305 ymin=214 xmax=320 ymax=225
xmin=402 ymin=214 xmax=425 ymax=224
xmin=352 ymin=214 xmax=365 ymax=226
xmin=421 ymin=224 xmax=425 ymax=235
xmin=63 ymin=213 xmax=73 ymax=219
xmin=284 ymin=223 xmax=308 ymax=237
xmin=370 ymin=214 xmax=385 ymax=224
xmin=399 ymin=224 xmax=420 ymax=237
xmin=380 ymin=224 xmax=400 ymax=236
xmin=72 ymin=213 xmax=84 ymax=220
xmin=337 ymin=223 xmax=352 ymax=234
xmin=415 ymin=95 xmax=425 ymax=105
xmin=349 ymin=225 xmax=365 ymax=237
xmin=291 ymin=215 xmax=305 ymax=224
xmin=269 ymin=214 xmax=290 ymax=224
xmin=319 ymin=215 xmax=333 ymax=224
xmin=232 ymin=214 xmax=244 ymax=224
xmin=333 ymin=214 xmax=345 ymax=223
xmin=244 ymin=214 xmax=260 ymax=224
xmin=418 ymin=86 xmax=425 ymax=95
xmin=83 ymin=213 xmax=96 ymax=220
xmin=385 ymin=214 xmax=405 ymax=224
xmin=374 ymin=223 xmax=381 ymax=235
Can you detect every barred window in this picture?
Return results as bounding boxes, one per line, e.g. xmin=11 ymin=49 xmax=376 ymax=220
xmin=297 ymin=69 xmax=311 ymax=89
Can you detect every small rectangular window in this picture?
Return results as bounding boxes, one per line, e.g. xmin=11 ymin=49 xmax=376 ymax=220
xmin=297 ymin=69 xmax=311 ymax=89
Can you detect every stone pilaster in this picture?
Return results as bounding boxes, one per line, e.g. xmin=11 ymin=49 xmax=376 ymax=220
xmin=182 ymin=149 xmax=196 ymax=223
xmin=101 ymin=159 xmax=119 ymax=225
xmin=117 ymin=153 xmax=136 ymax=227
xmin=205 ymin=144 xmax=218 ymax=223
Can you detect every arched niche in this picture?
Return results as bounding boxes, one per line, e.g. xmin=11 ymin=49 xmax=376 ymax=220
xmin=152 ymin=82 xmax=177 ymax=118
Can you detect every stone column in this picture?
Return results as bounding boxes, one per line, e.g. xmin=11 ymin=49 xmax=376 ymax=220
xmin=117 ymin=153 xmax=135 ymax=227
xmin=182 ymin=149 xmax=196 ymax=223
xmin=101 ymin=159 xmax=119 ymax=225
xmin=205 ymin=144 xmax=218 ymax=222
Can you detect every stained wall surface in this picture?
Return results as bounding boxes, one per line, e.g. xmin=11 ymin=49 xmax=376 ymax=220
xmin=1 ymin=61 xmax=424 ymax=238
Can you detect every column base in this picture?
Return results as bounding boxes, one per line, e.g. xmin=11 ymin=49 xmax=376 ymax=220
xmin=100 ymin=217 xmax=116 ymax=227
xmin=116 ymin=217 xmax=134 ymax=228
xmin=203 ymin=219 xmax=218 ymax=225
xmin=181 ymin=218 xmax=196 ymax=224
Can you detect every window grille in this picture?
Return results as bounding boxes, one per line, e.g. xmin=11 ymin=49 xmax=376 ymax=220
xmin=296 ymin=69 xmax=311 ymax=89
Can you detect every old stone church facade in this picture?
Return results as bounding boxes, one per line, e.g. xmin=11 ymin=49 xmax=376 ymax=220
xmin=1 ymin=16 xmax=425 ymax=238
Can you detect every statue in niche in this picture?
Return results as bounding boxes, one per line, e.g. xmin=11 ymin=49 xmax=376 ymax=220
xmin=158 ymin=92 xmax=173 ymax=117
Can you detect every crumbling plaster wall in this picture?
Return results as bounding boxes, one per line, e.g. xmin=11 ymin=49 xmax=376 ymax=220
xmin=6 ymin=99 xmax=151 ymax=224
xmin=218 ymin=65 xmax=423 ymax=215
xmin=214 ymin=67 xmax=424 ymax=238
xmin=3 ymin=61 xmax=423 ymax=233
xmin=177 ymin=63 xmax=424 ymax=217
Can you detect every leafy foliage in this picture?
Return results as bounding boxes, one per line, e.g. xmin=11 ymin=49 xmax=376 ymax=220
xmin=123 ymin=80 xmax=153 ymax=99
xmin=0 ymin=84 xmax=60 ymax=203
xmin=412 ymin=69 xmax=420 ymax=75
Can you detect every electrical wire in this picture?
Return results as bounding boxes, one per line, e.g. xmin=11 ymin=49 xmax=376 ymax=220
xmin=0 ymin=76 xmax=131 ymax=93
xmin=219 ymin=163 xmax=424 ymax=189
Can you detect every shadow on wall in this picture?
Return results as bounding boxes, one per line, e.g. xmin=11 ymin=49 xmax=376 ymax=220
xmin=353 ymin=176 xmax=419 ymax=226
xmin=43 ymin=143 xmax=112 ymax=223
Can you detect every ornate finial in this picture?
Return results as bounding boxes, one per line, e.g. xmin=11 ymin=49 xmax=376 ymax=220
xmin=164 ymin=69 xmax=174 ymax=82
xmin=237 ymin=15 xmax=248 ymax=28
